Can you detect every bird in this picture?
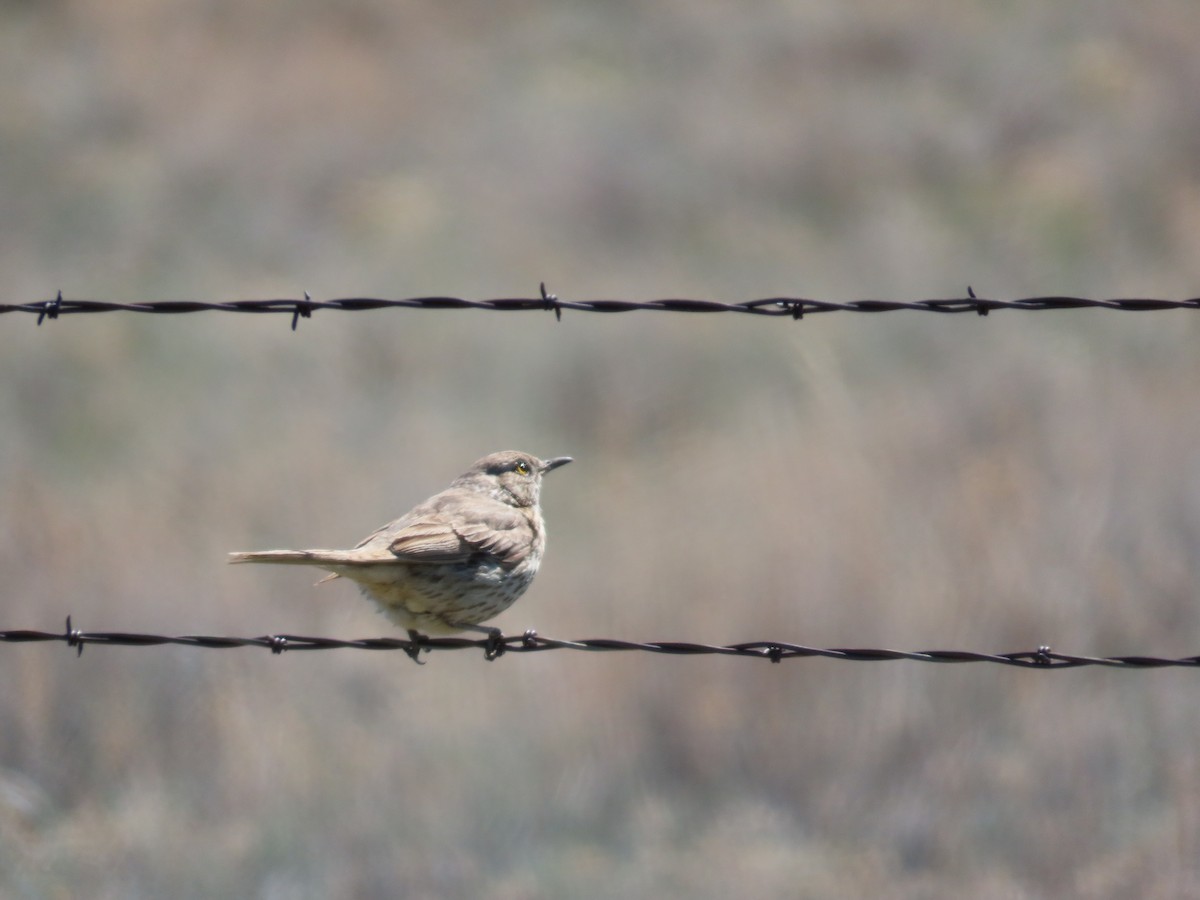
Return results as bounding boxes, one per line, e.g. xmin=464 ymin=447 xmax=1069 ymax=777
xmin=229 ymin=451 xmax=572 ymax=649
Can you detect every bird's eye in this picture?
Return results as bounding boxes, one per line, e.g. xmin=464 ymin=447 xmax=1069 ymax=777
xmin=515 ymin=460 xmax=531 ymax=475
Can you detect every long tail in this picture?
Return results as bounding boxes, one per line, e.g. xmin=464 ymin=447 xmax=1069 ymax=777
xmin=228 ymin=549 xmax=359 ymax=566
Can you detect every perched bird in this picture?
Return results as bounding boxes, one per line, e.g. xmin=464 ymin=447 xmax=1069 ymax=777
xmin=229 ymin=451 xmax=571 ymax=644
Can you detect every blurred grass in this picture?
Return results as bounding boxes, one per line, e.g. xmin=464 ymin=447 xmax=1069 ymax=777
xmin=2 ymin=1 xmax=1200 ymax=897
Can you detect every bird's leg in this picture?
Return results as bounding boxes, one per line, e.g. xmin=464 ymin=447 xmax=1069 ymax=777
xmin=404 ymin=629 xmax=427 ymax=665
xmin=447 ymin=621 xmax=506 ymax=660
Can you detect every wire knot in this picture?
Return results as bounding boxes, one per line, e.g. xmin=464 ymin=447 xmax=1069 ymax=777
xmin=63 ymin=615 xmax=84 ymax=656
xmin=968 ymin=285 xmax=989 ymax=316
xmin=291 ymin=292 xmax=314 ymax=331
xmin=540 ymin=282 xmax=562 ymax=321
xmin=38 ymin=291 xmax=63 ymax=326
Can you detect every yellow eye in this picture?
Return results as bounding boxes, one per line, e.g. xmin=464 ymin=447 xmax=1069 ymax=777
xmin=515 ymin=460 xmax=531 ymax=475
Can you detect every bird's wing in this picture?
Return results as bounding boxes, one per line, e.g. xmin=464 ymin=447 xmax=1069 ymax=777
xmin=450 ymin=516 xmax=532 ymax=568
xmin=347 ymin=497 xmax=531 ymax=569
xmin=386 ymin=509 xmax=530 ymax=568
xmin=384 ymin=516 xmax=478 ymax=562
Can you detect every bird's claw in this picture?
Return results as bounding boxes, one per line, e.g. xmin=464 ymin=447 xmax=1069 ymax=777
xmin=483 ymin=628 xmax=505 ymax=661
xmin=404 ymin=630 xmax=427 ymax=665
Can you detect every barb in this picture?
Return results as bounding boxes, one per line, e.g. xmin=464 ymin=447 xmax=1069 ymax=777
xmin=3 ymin=620 xmax=1198 ymax=668
xmin=291 ymin=291 xmax=314 ymax=331
xmin=4 ymin=292 xmax=1200 ymax=324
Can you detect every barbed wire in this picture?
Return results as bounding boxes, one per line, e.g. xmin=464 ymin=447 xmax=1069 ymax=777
xmin=5 ymin=287 xmax=1200 ymax=329
xmin=2 ymin=619 xmax=1197 ymax=668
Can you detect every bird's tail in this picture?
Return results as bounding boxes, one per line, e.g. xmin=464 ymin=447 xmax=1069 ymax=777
xmin=228 ymin=549 xmax=358 ymax=566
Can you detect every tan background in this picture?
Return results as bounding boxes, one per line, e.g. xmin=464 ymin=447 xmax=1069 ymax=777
xmin=2 ymin=2 xmax=1199 ymax=896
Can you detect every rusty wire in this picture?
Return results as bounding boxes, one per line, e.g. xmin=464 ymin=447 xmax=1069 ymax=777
xmin=4 ymin=287 xmax=1200 ymax=329
xmin=2 ymin=618 xmax=1197 ymax=668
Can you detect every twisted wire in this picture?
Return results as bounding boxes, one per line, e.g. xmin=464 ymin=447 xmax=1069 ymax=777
xmin=3 ymin=619 xmax=1197 ymax=668
xmin=5 ymin=288 xmax=1200 ymax=329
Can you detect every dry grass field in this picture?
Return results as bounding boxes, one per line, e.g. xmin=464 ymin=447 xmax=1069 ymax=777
xmin=2 ymin=2 xmax=1199 ymax=897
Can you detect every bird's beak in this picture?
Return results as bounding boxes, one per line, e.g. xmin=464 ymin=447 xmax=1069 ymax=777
xmin=542 ymin=456 xmax=573 ymax=473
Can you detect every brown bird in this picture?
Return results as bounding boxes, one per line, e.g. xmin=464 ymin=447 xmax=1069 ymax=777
xmin=229 ymin=451 xmax=572 ymax=644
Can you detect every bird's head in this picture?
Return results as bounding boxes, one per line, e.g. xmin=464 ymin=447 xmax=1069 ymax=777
xmin=456 ymin=451 xmax=572 ymax=507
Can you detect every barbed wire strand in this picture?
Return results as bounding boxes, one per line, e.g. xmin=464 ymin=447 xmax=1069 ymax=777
xmin=5 ymin=285 xmax=1200 ymax=329
xmin=2 ymin=619 xmax=1197 ymax=668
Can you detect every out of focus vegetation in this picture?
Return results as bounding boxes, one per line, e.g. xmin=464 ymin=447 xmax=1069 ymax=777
xmin=2 ymin=2 xmax=1199 ymax=897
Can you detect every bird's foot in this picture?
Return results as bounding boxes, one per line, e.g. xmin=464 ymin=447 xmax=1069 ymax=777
xmin=404 ymin=629 xmax=427 ymax=665
xmin=445 ymin=621 xmax=506 ymax=660
xmin=481 ymin=627 xmax=505 ymax=661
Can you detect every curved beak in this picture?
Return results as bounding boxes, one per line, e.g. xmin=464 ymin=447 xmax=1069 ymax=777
xmin=541 ymin=456 xmax=573 ymax=473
